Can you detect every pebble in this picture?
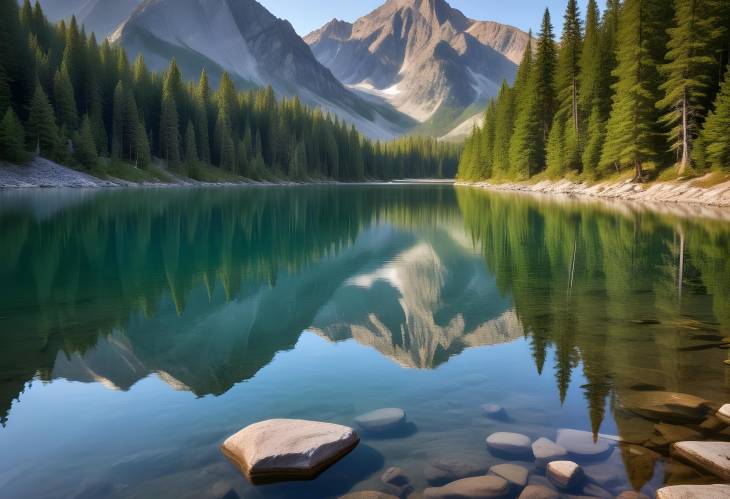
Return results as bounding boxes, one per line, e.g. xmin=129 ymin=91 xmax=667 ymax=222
xmin=424 ymin=458 xmax=485 ymax=486
xmin=489 ymin=463 xmax=529 ymax=488
xmin=482 ymin=404 xmax=510 ymax=421
xmin=716 ymin=404 xmax=730 ymax=425
xmin=547 ymin=461 xmax=583 ymax=490
xmin=532 ymin=437 xmax=568 ymax=469
xmin=486 ymin=432 xmax=533 ymax=458
xmin=354 ymin=408 xmax=407 ymax=434
xmin=556 ymin=429 xmax=612 ymax=461
xmin=424 ymin=476 xmax=510 ymax=499
xmin=381 ymin=467 xmax=414 ymax=497
xmin=518 ymin=485 xmax=560 ymax=499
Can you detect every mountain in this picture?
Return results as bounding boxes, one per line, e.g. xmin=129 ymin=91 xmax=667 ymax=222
xmin=110 ymin=0 xmax=414 ymax=139
xmin=33 ymin=0 xmax=142 ymax=38
xmin=305 ymin=0 xmax=530 ymax=136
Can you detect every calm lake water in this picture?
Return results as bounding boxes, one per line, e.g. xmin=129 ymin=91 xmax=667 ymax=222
xmin=0 ymin=185 xmax=729 ymax=499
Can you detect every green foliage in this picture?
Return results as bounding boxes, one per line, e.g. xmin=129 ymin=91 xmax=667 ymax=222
xmin=73 ymin=114 xmax=97 ymax=169
xmin=698 ymin=66 xmax=730 ymax=170
xmin=26 ymin=83 xmax=57 ymax=158
xmin=0 ymin=108 xmax=27 ymax=163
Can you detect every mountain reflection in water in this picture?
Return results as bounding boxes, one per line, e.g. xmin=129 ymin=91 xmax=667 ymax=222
xmin=0 ymin=185 xmax=729 ymax=497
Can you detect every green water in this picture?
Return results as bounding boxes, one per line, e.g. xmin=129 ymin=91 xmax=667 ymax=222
xmin=0 ymin=185 xmax=728 ymax=499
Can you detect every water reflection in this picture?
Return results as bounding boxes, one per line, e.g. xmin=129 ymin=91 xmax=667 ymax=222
xmin=0 ymin=185 xmax=729 ymax=497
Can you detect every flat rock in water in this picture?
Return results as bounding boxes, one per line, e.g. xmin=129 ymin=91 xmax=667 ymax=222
xmin=657 ymin=485 xmax=730 ymax=499
xmin=424 ymin=476 xmax=510 ymax=499
xmin=482 ymin=404 xmax=510 ymax=421
xmin=518 ymin=485 xmax=560 ymax=499
xmin=716 ymin=405 xmax=730 ymax=425
xmin=547 ymin=461 xmax=583 ymax=490
xmin=221 ymin=419 xmax=359 ymax=482
xmin=339 ymin=493 xmax=400 ymax=499
xmin=424 ymin=458 xmax=486 ymax=486
xmin=489 ymin=463 xmax=529 ymax=488
xmin=672 ymin=441 xmax=730 ymax=481
xmin=655 ymin=423 xmax=703 ymax=443
xmin=354 ymin=408 xmax=406 ymax=433
xmin=556 ymin=429 xmax=612 ymax=461
xmin=532 ymin=437 xmax=568 ymax=469
xmin=486 ymin=432 xmax=533 ymax=458
xmin=381 ymin=466 xmax=414 ymax=497
xmin=620 ymin=392 xmax=713 ymax=423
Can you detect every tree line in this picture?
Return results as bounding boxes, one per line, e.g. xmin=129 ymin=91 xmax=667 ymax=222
xmin=0 ymin=0 xmax=459 ymax=180
xmin=458 ymin=0 xmax=730 ymax=183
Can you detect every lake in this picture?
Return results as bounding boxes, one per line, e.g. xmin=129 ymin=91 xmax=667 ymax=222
xmin=0 ymin=184 xmax=729 ymax=499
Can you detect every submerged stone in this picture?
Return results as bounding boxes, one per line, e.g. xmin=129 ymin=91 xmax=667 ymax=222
xmin=489 ymin=463 xmax=529 ymax=488
xmin=620 ymin=391 xmax=713 ymax=423
xmin=716 ymin=405 xmax=730 ymax=425
xmin=518 ymin=485 xmax=560 ymax=499
xmin=673 ymin=441 xmax=730 ymax=481
xmin=424 ymin=476 xmax=510 ymax=499
xmin=381 ymin=466 xmax=414 ymax=497
xmin=654 ymin=423 xmax=702 ymax=443
xmin=482 ymin=404 xmax=510 ymax=421
xmin=424 ymin=458 xmax=486 ymax=486
xmin=656 ymin=485 xmax=730 ymax=499
xmin=486 ymin=432 xmax=533 ymax=458
xmin=354 ymin=408 xmax=407 ymax=433
xmin=532 ymin=437 xmax=568 ymax=469
xmin=556 ymin=429 xmax=612 ymax=461
xmin=221 ymin=419 xmax=359 ymax=483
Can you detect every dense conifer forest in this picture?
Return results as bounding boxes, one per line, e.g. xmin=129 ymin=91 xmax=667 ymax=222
xmin=458 ymin=0 xmax=730 ymax=182
xmin=0 ymin=0 xmax=460 ymax=181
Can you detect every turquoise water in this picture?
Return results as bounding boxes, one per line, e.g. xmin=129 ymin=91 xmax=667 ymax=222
xmin=0 ymin=185 xmax=729 ymax=498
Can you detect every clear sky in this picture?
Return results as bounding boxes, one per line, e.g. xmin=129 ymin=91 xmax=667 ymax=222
xmin=259 ymin=0 xmax=593 ymax=37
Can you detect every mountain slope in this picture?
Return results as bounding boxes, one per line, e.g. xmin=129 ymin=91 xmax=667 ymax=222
xmin=34 ymin=0 xmax=142 ymax=38
xmin=110 ymin=0 xmax=414 ymax=139
xmin=305 ymin=0 xmax=530 ymax=136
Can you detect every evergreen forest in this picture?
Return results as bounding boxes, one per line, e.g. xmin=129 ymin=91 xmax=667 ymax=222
xmin=458 ymin=0 xmax=730 ymax=182
xmin=0 ymin=0 xmax=460 ymax=181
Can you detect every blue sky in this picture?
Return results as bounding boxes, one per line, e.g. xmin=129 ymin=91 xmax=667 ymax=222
xmin=259 ymin=0 xmax=592 ymax=37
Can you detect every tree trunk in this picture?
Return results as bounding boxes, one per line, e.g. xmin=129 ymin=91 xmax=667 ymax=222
xmin=678 ymin=89 xmax=689 ymax=175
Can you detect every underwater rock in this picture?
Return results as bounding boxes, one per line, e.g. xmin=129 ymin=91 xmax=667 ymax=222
xmin=489 ymin=463 xmax=529 ymax=489
xmin=654 ymin=423 xmax=703 ymax=443
xmin=355 ymin=408 xmax=407 ymax=434
xmin=482 ymin=404 xmax=510 ymax=421
xmin=486 ymin=432 xmax=533 ymax=458
xmin=220 ymin=419 xmax=359 ymax=483
xmin=424 ymin=458 xmax=486 ymax=486
xmin=716 ymin=405 xmax=730 ymax=425
xmin=424 ymin=476 xmax=510 ymax=499
xmin=381 ymin=466 xmax=414 ymax=497
xmin=556 ymin=430 xmax=612 ymax=461
xmin=620 ymin=392 xmax=713 ymax=423
xmin=518 ymin=485 xmax=560 ymax=499
xmin=673 ymin=441 xmax=730 ymax=481
xmin=547 ymin=461 xmax=583 ymax=490
xmin=532 ymin=437 xmax=568 ymax=469
xmin=656 ymin=485 xmax=730 ymax=499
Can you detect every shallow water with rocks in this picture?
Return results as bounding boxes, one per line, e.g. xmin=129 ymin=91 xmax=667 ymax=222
xmin=0 ymin=185 xmax=729 ymax=499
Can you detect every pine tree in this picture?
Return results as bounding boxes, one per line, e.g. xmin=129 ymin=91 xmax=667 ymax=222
xmin=492 ymin=81 xmax=516 ymax=177
xmin=601 ymin=0 xmax=671 ymax=180
xmin=698 ymin=66 xmax=730 ymax=170
xmin=0 ymin=108 xmax=27 ymax=163
xmin=184 ymin=120 xmax=199 ymax=177
xmin=73 ymin=114 xmax=97 ymax=169
xmin=658 ymin=0 xmax=725 ymax=173
xmin=111 ymin=81 xmax=125 ymax=159
xmin=0 ymin=64 xmax=10 ymax=118
xmin=136 ymin=119 xmax=151 ymax=169
xmin=159 ymin=91 xmax=180 ymax=168
xmin=477 ymin=101 xmax=497 ymax=178
xmin=53 ymin=66 xmax=78 ymax=130
xmin=534 ymin=9 xmax=558 ymax=145
xmin=545 ymin=116 xmax=565 ymax=177
xmin=291 ymin=141 xmax=308 ymax=180
xmin=579 ymin=0 xmax=606 ymax=176
xmin=26 ymin=83 xmax=57 ymax=158
xmin=195 ymin=69 xmax=211 ymax=164
xmin=510 ymin=73 xmax=543 ymax=179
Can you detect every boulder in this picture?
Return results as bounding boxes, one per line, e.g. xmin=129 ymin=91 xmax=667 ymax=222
xmin=547 ymin=461 xmax=583 ymax=490
xmin=700 ymin=416 xmax=728 ymax=433
xmin=532 ymin=437 xmax=568 ymax=469
xmin=486 ymin=432 xmax=533 ymax=458
xmin=654 ymin=423 xmax=702 ymax=443
xmin=556 ymin=429 xmax=612 ymax=461
xmin=619 ymin=392 xmax=713 ymax=423
xmin=482 ymin=404 xmax=510 ymax=421
xmin=656 ymin=485 xmax=730 ymax=499
xmin=616 ymin=492 xmax=651 ymax=499
xmin=672 ymin=441 xmax=730 ymax=481
xmin=716 ymin=405 xmax=730 ymax=425
xmin=220 ymin=419 xmax=359 ymax=482
xmin=340 ymin=493 xmax=400 ymax=499
xmin=381 ymin=466 xmax=414 ymax=497
xmin=355 ymin=408 xmax=407 ymax=434
xmin=518 ymin=485 xmax=560 ymax=499
xmin=489 ymin=463 xmax=529 ymax=488
xmin=424 ymin=476 xmax=510 ymax=499
xmin=424 ymin=458 xmax=486 ymax=486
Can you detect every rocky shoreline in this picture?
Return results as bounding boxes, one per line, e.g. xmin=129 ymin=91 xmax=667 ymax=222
xmin=221 ymin=394 xmax=730 ymax=499
xmin=458 ymin=176 xmax=730 ymax=209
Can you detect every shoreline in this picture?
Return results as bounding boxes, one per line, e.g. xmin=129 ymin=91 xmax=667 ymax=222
xmin=457 ymin=176 xmax=730 ymax=209
xmin=0 ymin=158 xmax=454 ymax=189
